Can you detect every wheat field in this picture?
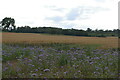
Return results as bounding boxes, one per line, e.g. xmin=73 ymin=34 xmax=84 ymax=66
xmin=1 ymin=32 xmax=118 ymax=48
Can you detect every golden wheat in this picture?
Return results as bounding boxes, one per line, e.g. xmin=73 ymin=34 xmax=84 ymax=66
xmin=2 ymin=32 xmax=118 ymax=48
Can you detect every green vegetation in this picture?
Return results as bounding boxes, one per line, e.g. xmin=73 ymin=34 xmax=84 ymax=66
xmin=0 ymin=17 xmax=119 ymax=37
xmin=2 ymin=44 xmax=118 ymax=78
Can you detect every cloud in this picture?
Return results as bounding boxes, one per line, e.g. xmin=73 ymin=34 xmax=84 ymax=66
xmin=59 ymin=23 xmax=78 ymax=29
xmin=66 ymin=6 xmax=109 ymax=21
xmin=66 ymin=8 xmax=82 ymax=20
xmin=94 ymin=0 xmax=105 ymax=3
xmin=1 ymin=0 xmax=117 ymax=30
xmin=44 ymin=5 xmax=65 ymax=12
xmin=45 ymin=5 xmax=110 ymax=30
xmin=46 ymin=16 xmax=64 ymax=22
xmin=52 ymin=8 xmax=65 ymax=12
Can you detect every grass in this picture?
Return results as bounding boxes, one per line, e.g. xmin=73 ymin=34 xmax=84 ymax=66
xmin=1 ymin=32 xmax=119 ymax=78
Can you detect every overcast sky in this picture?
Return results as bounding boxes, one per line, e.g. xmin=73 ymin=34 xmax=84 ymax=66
xmin=0 ymin=0 xmax=119 ymax=30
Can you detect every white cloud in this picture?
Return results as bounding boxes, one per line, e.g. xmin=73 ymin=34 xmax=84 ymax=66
xmin=0 ymin=0 xmax=119 ymax=30
xmin=94 ymin=0 xmax=105 ymax=3
xmin=46 ymin=16 xmax=64 ymax=22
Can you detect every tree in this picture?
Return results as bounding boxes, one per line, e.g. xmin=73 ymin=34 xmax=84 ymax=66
xmin=0 ymin=17 xmax=16 ymax=30
xmin=86 ymin=28 xmax=92 ymax=32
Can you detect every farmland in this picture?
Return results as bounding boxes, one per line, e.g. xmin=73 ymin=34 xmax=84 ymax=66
xmin=1 ymin=32 xmax=119 ymax=78
xmin=2 ymin=32 xmax=118 ymax=49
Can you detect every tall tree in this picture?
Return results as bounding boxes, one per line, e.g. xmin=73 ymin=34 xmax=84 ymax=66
xmin=0 ymin=17 xmax=16 ymax=30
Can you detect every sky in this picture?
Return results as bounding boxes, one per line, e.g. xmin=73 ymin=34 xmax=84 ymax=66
xmin=0 ymin=0 xmax=119 ymax=30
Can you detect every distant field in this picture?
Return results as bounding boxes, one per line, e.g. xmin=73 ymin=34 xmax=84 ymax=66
xmin=2 ymin=32 xmax=118 ymax=48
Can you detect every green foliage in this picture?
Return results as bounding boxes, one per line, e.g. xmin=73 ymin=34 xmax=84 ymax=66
xmin=15 ymin=26 xmax=89 ymax=36
xmin=1 ymin=17 xmax=119 ymax=37
xmin=2 ymin=25 xmax=119 ymax=37
xmin=2 ymin=44 xmax=118 ymax=78
xmin=0 ymin=17 xmax=16 ymax=30
xmin=58 ymin=54 xmax=69 ymax=66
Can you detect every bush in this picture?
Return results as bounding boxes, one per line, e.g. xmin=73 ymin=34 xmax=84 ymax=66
xmin=96 ymin=34 xmax=106 ymax=37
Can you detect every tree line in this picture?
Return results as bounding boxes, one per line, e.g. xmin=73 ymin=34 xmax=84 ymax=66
xmin=0 ymin=17 xmax=120 ymax=37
